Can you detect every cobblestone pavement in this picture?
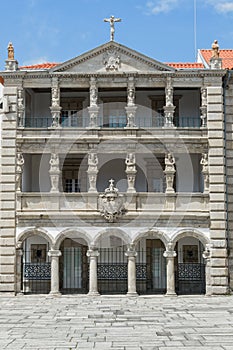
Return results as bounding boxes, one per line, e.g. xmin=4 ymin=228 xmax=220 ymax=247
xmin=0 ymin=295 xmax=233 ymax=350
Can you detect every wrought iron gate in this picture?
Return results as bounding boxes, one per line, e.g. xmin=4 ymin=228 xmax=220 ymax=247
xmin=21 ymin=249 xmax=51 ymax=294
xmin=136 ymin=240 xmax=166 ymax=294
xmin=98 ymin=246 xmax=128 ymax=294
xmin=60 ymin=240 xmax=88 ymax=294
xmin=176 ymin=263 xmax=206 ymax=295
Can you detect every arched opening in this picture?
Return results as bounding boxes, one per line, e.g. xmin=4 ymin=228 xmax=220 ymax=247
xmin=175 ymin=236 xmax=206 ymax=295
xmin=135 ymin=236 xmax=166 ymax=295
xmin=95 ymin=232 xmax=129 ymax=294
xmin=21 ymin=235 xmax=51 ymax=294
xmin=58 ymin=236 xmax=89 ymax=294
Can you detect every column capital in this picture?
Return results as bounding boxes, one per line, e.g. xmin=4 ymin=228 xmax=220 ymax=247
xmin=163 ymin=250 xmax=176 ymax=259
xmin=87 ymin=249 xmax=99 ymax=258
xmin=48 ymin=249 xmax=62 ymax=258
xmin=125 ymin=249 xmax=137 ymax=258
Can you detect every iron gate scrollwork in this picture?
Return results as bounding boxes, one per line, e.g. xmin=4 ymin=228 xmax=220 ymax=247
xmin=176 ymin=263 xmax=206 ymax=295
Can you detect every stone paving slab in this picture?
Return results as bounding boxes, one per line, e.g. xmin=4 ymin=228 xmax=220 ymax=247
xmin=0 ymin=295 xmax=233 ymax=349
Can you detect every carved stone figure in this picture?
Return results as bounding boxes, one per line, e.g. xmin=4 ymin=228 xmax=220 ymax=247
xmin=103 ymin=49 xmax=121 ymax=71
xmin=104 ymin=15 xmax=122 ymax=41
xmin=125 ymin=152 xmax=136 ymax=172
xmin=165 ymin=153 xmax=175 ymax=172
xmin=98 ymin=179 xmax=126 ymax=222
xmin=201 ymin=87 xmax=207 ymax=106
xmin=165 ymin=78 xmax=173 ymax=107
xmin=51 ymin=87 xmax=59 ymax=107
xmin=211 ymin=40 xmax=219 ymax=59
xmin=49 ymin=153 xmax=59 ymax=172
xmin=8 ymin=42 xmax=14 ymax=60
xmin=200 ymin=153 xmax=209 ymax=193
xmin=16 ymin=152 xmax=24 ymax=191
xmin=90 ymin=78 xmax=98 ymax=106
xmin=88 ymin=152 xmax=98 ymax=168
xmin=128 ymin=87 xmax=135 ymax=106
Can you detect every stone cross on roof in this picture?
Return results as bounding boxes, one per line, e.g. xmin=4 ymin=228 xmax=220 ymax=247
xmin=104 ymin=15 xmax=122 ymax=41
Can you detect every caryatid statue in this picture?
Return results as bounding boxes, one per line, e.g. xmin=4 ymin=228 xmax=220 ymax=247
xmin=164 ymin=153 xmax=176 ymax=193
xmin=104 ymin=15 xmax=122 ymax=41
xmin=16 ymin=151 xmax=24 ymax=192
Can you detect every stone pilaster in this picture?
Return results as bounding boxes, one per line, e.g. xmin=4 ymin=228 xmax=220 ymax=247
xmin=164 ymin=77 xmax=175 ymax=127
xmin=125 ymin=152 xmax=137 ymax=193
xmin=207 ymin=86 xmax=228 ymax=294
xmin=163 ymin=245 xmax=176 ymax=296
xmin=87 ymin=151 xmax=98 ymax=193
xmin=88 ymin=77 xmax=99 ymax=128
xmin=0 ymin=86 xmax=17 ymax=293
xmin=50 ymin=78 xmax=61 ymax=128
xmin=200 ymin=153 xmax=209 ymax=194
xmin=48 ymin=249 xmax=61 ymax=295
xmin=202 ymin=244 xmax=212 ymax=296
xmin=87 ymin=247 xmax=99 ymax=296
xmin=49 ymin=153 xmax=60 ymax=193
xmin=125 ymin=77 xmax=137 ymax=128
xmin=17 ymin=87 xmax=24 ymax=127
xmin=15 ymin=247 xmax=23 ymax=294
xmin=164 ymin=153 xmax=175 ymax=193
xmin=200 ymin=87 xmax=207 ymax=128
xmin=16 ymin=150 xmax=24 ymax=192
xmin=125 ymin=245 xmax=138 ymax=296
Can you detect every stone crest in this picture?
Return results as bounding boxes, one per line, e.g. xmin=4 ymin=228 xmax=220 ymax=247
xmin=98 ymin=179 xmax=126 ymax=222
xmin=103 ymin=49 xmax=121 ymax=71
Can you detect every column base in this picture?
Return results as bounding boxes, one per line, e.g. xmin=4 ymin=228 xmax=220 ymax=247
xmin=165 ymin=292 xmax=177 ymax=297
xmin=88 ymin=291 xmax=100 ymax=296
xmin=127 ymin=292 xmax=138 ymax=297
xmin=49 ymin=291 xmax=61 ymax=297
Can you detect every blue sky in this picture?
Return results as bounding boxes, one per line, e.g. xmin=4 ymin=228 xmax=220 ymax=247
xmin=1 ymin=0 xmax=233 ymax=69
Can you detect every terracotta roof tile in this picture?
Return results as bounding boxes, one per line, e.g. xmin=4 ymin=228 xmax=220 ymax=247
xmin=166 ymin=62 xmax=204 ymax=69
xmin=19 ymin=62 xmax=59 ymax=70
xmin=199 ymin=49 xmax=233 ymax=69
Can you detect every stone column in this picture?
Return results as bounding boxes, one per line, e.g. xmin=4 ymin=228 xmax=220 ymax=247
xmin=87 ymin=151 xmax=98 ymax=192
xmin=163 ymin=244 xmax=177 ymax=296
xmin=16 ymin=150 xmax=24 ymax=192
xmin=15 ymin=247 xmax=23 ymax=294
xmin=164 ymin=77 xmax=175 ymax=127
xmin=200 ymin=87 xmax=207 ymax=128
xmin=164 ymin=153 xmax=176 ymax=193
xmin=125 ymin=152 xmax=137 ymax=193
xmin=87 ymin=247 xmax=99 ymax=296
xmin=49 ymin=152 xmax=60 ymax=193
xmin=200 ymin=153 xmax=209 ymax=194
xmin=125 ymin=77 xmax=137 ymax=128
xmin=17 ymin=87 xmax=24 ymax=127
xmin=50 ymin=78 xmax=61 ymax=128
xmin=125 ymin=245 xmax=138 ymax=296
xmin=48 ymin=249 xmax=61 ymax=295
xmin=88 ymin=77 xmax=100 ymax=128
xmin=202 ymin=244 xmax=212 ymax=296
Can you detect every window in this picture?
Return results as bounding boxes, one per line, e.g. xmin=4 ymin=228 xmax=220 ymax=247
xmin=65 ymin=179 xmax=80 ymax=193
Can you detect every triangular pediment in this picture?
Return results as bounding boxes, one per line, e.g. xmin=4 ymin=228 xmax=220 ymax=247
xmin=51 ymin=41 xmax=175 ymax=74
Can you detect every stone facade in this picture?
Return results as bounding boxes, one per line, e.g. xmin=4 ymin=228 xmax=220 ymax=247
xmin=0 ymin=40 xmax=231 ymax=296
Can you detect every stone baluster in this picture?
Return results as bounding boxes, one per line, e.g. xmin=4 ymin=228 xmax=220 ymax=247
xmin=16 ymin=150 xmax=24 ymax=192
xmin=17 ymin=87 xmax=25 ymax=127
xmin=48 ymin=249 xmax=62 ymax=295
xmin=88 ymin=77 xmax=100 ymax=128
xmin=16 ymin=246 xmax=23 ymax=294
xmin=49 ymin=152 xmax=60 ymax=193
xmin=87 ymin=151 xmax=98 ymax=192
xmin=50 ymin=78 xmax=61 ymax=128
xmin=163 ymin=76 xmax=175 ymax=127
xmin=200 ymin=153 xmax=209 ymax=194
xmin=87 ymin=247 xmax=99 ymax=296
xmin=125 ymin=152 xmax=137 ymax=193
xmin=202 ymin=244 xmax=212 ymax=296
xmin=125 ymin=77 xmax=137 ymax=128
xmin=163 ymin=243 xmax=177 ymax=296
xmin=164 ymin=153 xmax=176 ymax=193
xmin=125 ymin=245 xmax=138 ymax=296
xmin=200 ymin=87 xmax=207 ymax=128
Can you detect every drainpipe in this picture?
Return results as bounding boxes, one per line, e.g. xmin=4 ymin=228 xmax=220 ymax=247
xmin=223 ymin=70 xmax=232 ymax=293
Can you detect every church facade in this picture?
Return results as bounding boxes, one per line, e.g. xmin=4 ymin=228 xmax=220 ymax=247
xmin=0 ymin=37 xmax=232 ymax=296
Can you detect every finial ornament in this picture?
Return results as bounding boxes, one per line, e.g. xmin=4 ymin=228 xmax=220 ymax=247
xmin=104 ymin=15 xmax=122 ymax=41
xmin=7 ymin=42 xmax=14 ymax=60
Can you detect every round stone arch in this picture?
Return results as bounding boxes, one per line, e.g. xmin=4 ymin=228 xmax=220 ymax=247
xmin=170 ymin=228 xmax=210 ymax=250
xmin=54 ymin=228 xmax=92 ymax=250
xmin=132 ymin=229 xmax=169 ymax=248
xmin=16 ymin=227 xmax=54 ymax=248
xmin=93 ymin=228 xmax=131 ymax=248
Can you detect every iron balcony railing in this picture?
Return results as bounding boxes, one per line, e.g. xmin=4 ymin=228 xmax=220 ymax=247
xmin=23 ymin=115 xmax=202 ymax=129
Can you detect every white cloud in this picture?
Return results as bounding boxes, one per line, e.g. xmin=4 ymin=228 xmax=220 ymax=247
xmin=206 ymin=0 xmax=233 ymax=13
xmin=146 ymin=0 xmax=179 ymax=14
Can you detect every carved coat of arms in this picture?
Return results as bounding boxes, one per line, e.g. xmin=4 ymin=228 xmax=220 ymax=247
xmin=103 ymin=49 xmax=121 ymax=71
xmin=98 ymin=179 xmax=126 ymax=223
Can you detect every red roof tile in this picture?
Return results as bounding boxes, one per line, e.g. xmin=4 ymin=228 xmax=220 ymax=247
xmin=166 ymin=62 xmax=204 ymax=69
xmin=199 ymin=49 xmax=233 ymax=69
xmin=19 ymin=63 xmax=59 ymax=70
